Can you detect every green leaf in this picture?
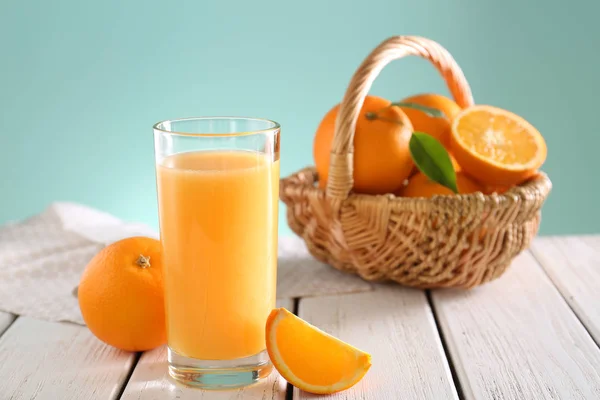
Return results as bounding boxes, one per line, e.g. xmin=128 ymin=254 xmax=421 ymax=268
xmin=409 ymin=132 xmax=458 ymax=194
xmin=392 ymin=102 xmax=446 ymax=119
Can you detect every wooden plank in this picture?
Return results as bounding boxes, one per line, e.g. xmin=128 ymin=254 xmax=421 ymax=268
xmin=0 ymin=316 xmax=135 ymax=399
xmin=295 ymin=285 xmax=458 ymax=400
xmin=0 ymin=311 xmax=16 ymax=336
xmin=121 ymin=298 xmax=293 ymax=399
xmin=530 ymin=235 xmax=600 ymax=344
xmin=432 ymin=251 xmax=600 ymax=400
xmin=277 ymin=236 xmax=373 ymax=299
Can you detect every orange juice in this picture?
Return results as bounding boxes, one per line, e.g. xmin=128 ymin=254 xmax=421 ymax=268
xmin=157 ymin=150 xmax=279 ymax=360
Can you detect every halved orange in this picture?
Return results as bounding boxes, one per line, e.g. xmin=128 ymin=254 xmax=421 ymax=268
xmin=450 ymin=105 xmax=547 ymax=186
xmin=265 ymin=308 xmax=372 ymax=394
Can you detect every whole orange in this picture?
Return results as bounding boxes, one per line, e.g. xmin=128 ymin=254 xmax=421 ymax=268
xmin=78 ymin=236 xmax=166 ymax=352
xmin=401 ymin=172 xmax=483 ymax=198
xmin=399 ymin=93 xmax=462 ymax=150
xmin=313 ymin=95 xmax=414 ymax=194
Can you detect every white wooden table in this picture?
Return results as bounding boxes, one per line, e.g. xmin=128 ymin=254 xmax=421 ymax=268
xmin=1 ymin=235 xmax=599 ymax=399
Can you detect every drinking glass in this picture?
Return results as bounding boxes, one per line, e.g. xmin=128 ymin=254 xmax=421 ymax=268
xmin=153 ymin=117 xmax=280 ymax=389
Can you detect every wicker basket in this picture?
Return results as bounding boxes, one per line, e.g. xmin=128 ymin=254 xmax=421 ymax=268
xmin=279 ymin=36 xmax=552 ymax=289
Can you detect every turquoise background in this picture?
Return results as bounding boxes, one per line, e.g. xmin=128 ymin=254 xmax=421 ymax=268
xmin=1 ymin=0 xmax=598 ymax=235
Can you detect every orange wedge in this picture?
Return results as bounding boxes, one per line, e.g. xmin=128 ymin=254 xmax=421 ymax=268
xmin=450 ymin=105 xmax=547 ymax=186
xmin=265 ymin=308 xmax=372 ymax=394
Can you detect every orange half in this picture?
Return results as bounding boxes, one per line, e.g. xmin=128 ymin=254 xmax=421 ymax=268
xmin=450 ymin=105 xmax=547 ymax=186
xmin=265 ymin=308 xmax=372 ymax=394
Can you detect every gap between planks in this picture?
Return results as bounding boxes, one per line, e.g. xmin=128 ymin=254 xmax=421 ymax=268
xmin=0 ymin=311 xmax=17 ymax=337
xmin=285 ymin=298 xmax=300 ymax=400
xmin=114 ymin=352 xmax=142 ymax=400
xmin=425 ymin=291 xmax=465 ymax=400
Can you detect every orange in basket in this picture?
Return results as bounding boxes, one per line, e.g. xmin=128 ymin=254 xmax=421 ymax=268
xmin=399 ymin=93 xmax=462 ymax=150
xmin=401 ymin=172 xmax=483 ymax=198
xmin=313 ymin=95 xmax=414 ymax=195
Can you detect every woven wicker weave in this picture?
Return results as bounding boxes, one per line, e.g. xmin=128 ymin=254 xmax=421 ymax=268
xmin=280 ymin=36 xmax=552 ymax=289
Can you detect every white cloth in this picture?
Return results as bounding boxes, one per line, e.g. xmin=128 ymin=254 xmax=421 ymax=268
xmin=0 ymin=203 xmax=158 ymax=324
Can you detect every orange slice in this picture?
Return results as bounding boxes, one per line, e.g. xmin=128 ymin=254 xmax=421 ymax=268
xmin=450 ymin=105 xmax=547 ymax=186
xmin=265 ymin=308 xmax=372 ymax=394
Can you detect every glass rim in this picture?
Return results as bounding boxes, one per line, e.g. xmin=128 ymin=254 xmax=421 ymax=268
xmin=153 ymin=116 xmax=280 ymax=138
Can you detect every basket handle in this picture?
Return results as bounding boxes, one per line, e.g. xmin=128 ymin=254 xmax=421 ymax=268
xmin=326 ymin=36 xmax=475 ymax=201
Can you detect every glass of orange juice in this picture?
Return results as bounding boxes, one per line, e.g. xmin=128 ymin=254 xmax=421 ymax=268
xmin=153 ymin=117 xmax=280 ymax=389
